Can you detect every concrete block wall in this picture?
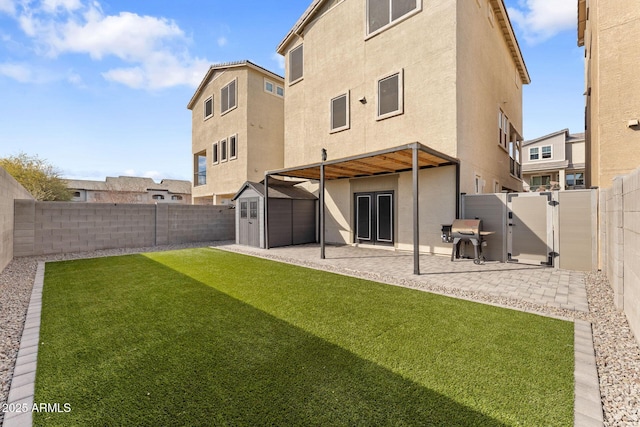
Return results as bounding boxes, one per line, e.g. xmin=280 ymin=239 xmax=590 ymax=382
xmin=1 ymin=167 xmax=34 ymax=272
xmin=13 ymin=202 xmax=235 ymax=257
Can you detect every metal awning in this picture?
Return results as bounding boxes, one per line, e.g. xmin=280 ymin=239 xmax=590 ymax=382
xmin=263 ymin=142 xmax=460 ymax=275
xmin=266 ymin=143 xmax=458 ymax=181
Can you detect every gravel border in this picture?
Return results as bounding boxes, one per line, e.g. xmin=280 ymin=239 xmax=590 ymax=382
xmin=1 ymin=243 xmax=639 ymax=425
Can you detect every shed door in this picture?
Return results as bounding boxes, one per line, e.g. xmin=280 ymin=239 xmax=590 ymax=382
xmin=239 ymin=198 xmax=260 ymax=247
xmin=507 ymin=193 xmax=554 ymax=266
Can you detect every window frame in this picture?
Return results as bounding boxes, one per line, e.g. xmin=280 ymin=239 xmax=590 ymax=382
xmin=276 ymin=85 xmax=284 ymax=97
xmin=288 ymin=44 xmax=304 ymax=85
xmin=194 ymin=151 xmax=207 ymax=187
xmin=171 ymin=195 xmax=183 ymax=201
xmin=229 ymin=133 xmax=238 ymax=160
xmin=264 ymin=79 xmax=274 ymax=94
xmin=498 ymin=109 xmax=509 ymax=151
xmin=212 ymin=142 xmax=219 ymax=165
xmin=529 ymin=147 xmax=540 ymax=161
xmin=376 ymin=70 xmax=404 ymax=120
xmin=541 ymin=145 xmax=552 ymax=159
xmin=531 ymin=175 xmax=551 ymax=189
xmin=204 ymin=96 xmax=213 ymax=120
xmin=365 ymin=0 xmax=422 ymax=39
xmin=220 ymin=138 xmax=228 ymax=163
xmin=220 ymin=78 xmax=237 ymax=115
xmin=330 ymin=91 xmax=350 ymax=133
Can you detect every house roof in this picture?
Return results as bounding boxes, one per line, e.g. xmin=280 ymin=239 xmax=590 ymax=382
xmin=265 ymin=143 xmax=458 ymax=181
xmin=186 ymin=60 xmax=284 ymax=110
xmin=578 ymin=0 xmax=587 ymax=46
xmin=276 ymin=0 xmax=530 ymax=84
xmin=232 ymin=180 xmax=318 ymax=201
xmin=522 ymin=129 xmax=585 ymax=147
xmin=66 ymin=176 xmax=192 ymax=194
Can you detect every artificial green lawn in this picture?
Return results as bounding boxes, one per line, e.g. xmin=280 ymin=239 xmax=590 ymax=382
xmin=35 ymin=248 xmax=574 ymax=426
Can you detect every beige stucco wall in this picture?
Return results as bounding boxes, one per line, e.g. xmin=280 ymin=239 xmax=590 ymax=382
xmin=584 ymin=0 xmax=640 ymax=188
xmin=191 ymin=66 xmax=284 ymax=203
xmin=455 ymin=1 xmax=525 ymax=194
xmin=282 ymin=0 xmax=458 ymax=168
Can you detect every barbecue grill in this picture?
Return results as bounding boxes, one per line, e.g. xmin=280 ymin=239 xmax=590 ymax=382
xmin=443 ymin=219 xmax=493 ymax=265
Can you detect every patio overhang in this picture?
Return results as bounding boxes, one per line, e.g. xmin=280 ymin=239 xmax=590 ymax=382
xmin=263 ymin=143 xmax=461 ymax=275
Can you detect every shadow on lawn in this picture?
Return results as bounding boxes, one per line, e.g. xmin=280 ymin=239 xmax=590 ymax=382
xmin=35 ymin=254 xmax=509 ymax=427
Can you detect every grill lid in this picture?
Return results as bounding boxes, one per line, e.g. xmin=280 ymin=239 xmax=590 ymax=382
xmin=451 ymin=219 xmax=482 ymax=236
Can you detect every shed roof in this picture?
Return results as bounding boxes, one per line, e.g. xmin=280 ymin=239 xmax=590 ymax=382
xmin=233 ymin=180 xmax=317 ymax=201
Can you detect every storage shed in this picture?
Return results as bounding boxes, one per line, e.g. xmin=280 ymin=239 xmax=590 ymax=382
xmin=232 ymin=180 xmax=317 ymax=248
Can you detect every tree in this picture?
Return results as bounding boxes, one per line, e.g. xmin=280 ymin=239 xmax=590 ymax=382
xmin=0 ymin=153 xmax=72 ymax=201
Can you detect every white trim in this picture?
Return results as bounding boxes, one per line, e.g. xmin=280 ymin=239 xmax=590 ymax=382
xmin=330 ymin=91 xmax=350 ymax=133
xmin=541 ymin=145 xmax=552 ymax=159
xmin=376 ymin=193 xmax=393 ymax=243
xmin=365 ymin=0 xmax=422 ymax=40
xmin=220 ymin=78 xmax=238 ymax=116
xmin=376 ymin=69 xmax=404 ymax=121
xmin=203 ymin=95 xmax=213 ymax=120
xmin=288 ymin=44 xmax=304 ymax=86
xmin=264 ymin=78 xmax=275 ymax=94
xmin=356 ymin=195 xmax=372 ymax=241
xmin=220 ymin=138 xmax=228 ymax=163
xmin=529 ymin=146 xmax=539 ymax=161
xmin=212 ymin=142 xmax=219 ymax=165
xmin=229 ymin=133 xmax=238 ymax=160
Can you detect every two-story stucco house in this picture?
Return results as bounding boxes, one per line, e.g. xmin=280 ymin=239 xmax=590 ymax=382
xmin=266 ymin=0 xmax=529 ymax=256
xmin=188 ymin=61 xmax=285 ymax=205
xmin=578 ymin=0 xmax=640 ymax=188
xmin=522 ymin=129 xmax=586 ymax=191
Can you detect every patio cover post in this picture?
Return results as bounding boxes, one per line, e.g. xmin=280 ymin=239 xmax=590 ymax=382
xmin=320 ymin=148 xmax=326 ymax=259
xmin=412 ymin=144 xmax=420 ymax=275
xmin=264 ymin=173 xmax=269 ymax=249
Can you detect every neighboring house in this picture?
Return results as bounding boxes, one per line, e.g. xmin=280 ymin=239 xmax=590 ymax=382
xmin=578 ymin=0 xmax=640 ymax=188
xmin=66 ymin=176 xmax=191 ymax=204
xmin=521 ymin=129 xmax=586 ymax=191
xmin=187 ymin=61 xmax=285 ymax=205
xmin=266 ymin=0 xmax=529 ymax=255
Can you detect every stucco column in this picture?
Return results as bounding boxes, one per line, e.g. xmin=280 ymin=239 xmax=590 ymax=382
xmin=559 ymin=169 xmax=566 ymax=190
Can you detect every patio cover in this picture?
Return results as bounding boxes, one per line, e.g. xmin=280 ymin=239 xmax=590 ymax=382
xmin=264 ymin=142 xmax=460 ymax=274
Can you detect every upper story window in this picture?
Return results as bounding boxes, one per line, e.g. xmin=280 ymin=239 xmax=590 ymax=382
xmin=529 ymin=147 xmax=539 ymax=160
xmin=171 ymin=195 xmax=183 ymax=201
xmin=289 ymin=44 xmax=304 ymax=84
xmin=498 ymin=109 xmax=509 ymax=150
xmin=221 ymin=79 xmax=237 ymax=115
xmin=541 ymin=145 xmax=552 ymax=159
xmin=229 ymin=134 xmax=238 ymax=160
xmin=220 ymin=138 xmax=228 ymax=162
xmin=330 ymin=92 xmax=350 ymax=132
xmin=212 ymin=142 xmax=219 ymax=164
xmin=152 ymin=195 xmax=165 ymax=200
xmin=194 ymin=151 xmax=207 ymax=186
xmin=367 ymin=0 xmax=420 ymax=36
xmin=276 ymin=86 xmax=284 ymax=97
xmin=204 ymin=96 xmax=213 ymax=120
xmin=265 ymin=80 xmax=274 ymax=93
xmin=377 ymin=70 xmax=403 ymax=120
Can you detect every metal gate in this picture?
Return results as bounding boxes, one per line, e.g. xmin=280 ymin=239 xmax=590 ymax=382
xmin=507 ymin=192 xmax=554 ymax=266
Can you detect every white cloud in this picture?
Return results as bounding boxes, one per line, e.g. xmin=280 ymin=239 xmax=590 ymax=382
xmin=5 ymin=0 xmax=211 ymax=90
xmin=508 ymin=0 xmax=576 ymax=44
xmin=143 ymin=170 xmax=162 ymax=180
xmin=271 ymin=52 xmax=284 ymax=70
xmin=0 ymin=62 xmax=56 ymax=83
xmin=216 ymin=36 xmax=227 ymax=47
xmin=0 ymin=0 xmax=15 ymax=15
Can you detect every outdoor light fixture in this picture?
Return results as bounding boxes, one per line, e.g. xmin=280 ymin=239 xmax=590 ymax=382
xmin=627 ymin=119 xmax=639 ymax=128
xmin=358 ymin=96 xmax=367 ymax=104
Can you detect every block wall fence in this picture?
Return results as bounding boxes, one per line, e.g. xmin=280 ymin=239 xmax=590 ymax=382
xmin=600 ymin=166 xmax=640 ymax=345
xmin=13 ymin=201 xmax=235 ymax=257
xmin=0 ymin=167 xmax=34 ymax=272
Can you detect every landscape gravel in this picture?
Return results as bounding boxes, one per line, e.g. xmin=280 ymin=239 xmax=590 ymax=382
xmin=1 ymin=243 xmax=639 ymax=426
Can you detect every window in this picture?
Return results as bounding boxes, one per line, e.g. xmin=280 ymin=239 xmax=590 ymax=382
xmin=212 ymin=142 xmax=219 ymax=164
xmin=229 ymin=134 xmax=237 ymax=160
xmin=221 ymin=79 xmax=237 ymax=114
xmin=73 ymin=191 xmax=81 ymax=198
xmin=289 ymin=44 xmax=304 ymax=84
xmin=265 ymin=80 xmax=274 ymax=93
xmin=541 ymin=145 xmax=552 ymax=159
xmin=171 ymin=195 xmax=183 ymax=201
xmin=240 ymin=201 xmax=248 ymax=218
xmin=220 ymin=138 xmax=228 ymax=162
xmin=367 ymin=0 xmax=419 ymax=36
xmin=529 ymin=147 xmax=539 ymax=160
xmin=531 ymin=175 xmax=551 ymax=189
xmin=276 ymin=86 xmax=284 ymax=97
xmin=475 ymin=175 xmax=483 ymax=194
xmin=498 ymin=109 xmax=509 ymax=150
xmin=249 ymin=201 xmax=258 ymax=219
xmin=330 ymin=92 xmax=350 ymax=132
xmin=152 ymin=195 xmax=164 ymax=200
xmin=566 ymin=173 xmax=585 ymax=188
xmin=204 ymin=96 xmax=213 ymax=119
xmin=194 ymin=151 xmax=206 ymax=186
xmin=377 ymin=71 xmax=403 ymax=119
xmin=509 ymin=140 xmax=521 ymax=178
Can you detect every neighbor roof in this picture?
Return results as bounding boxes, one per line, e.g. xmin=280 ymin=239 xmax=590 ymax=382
xmin=523 ymin=129 xmax=585 ymax=147
xmin=66 ymin=176 xmax=191 ymax=194
xmin=276 ymin=0 xmax=530 ymax=84
xmin=187 ymin=60 xmax=284 ymax=110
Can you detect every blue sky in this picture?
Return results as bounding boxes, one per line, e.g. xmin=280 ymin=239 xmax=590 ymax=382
xmin=0 ymin=0 xmax=583 ymax=182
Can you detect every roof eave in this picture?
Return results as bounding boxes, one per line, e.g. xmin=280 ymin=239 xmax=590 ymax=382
xmin=578 ymin=0 xmax=587 ymax=46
